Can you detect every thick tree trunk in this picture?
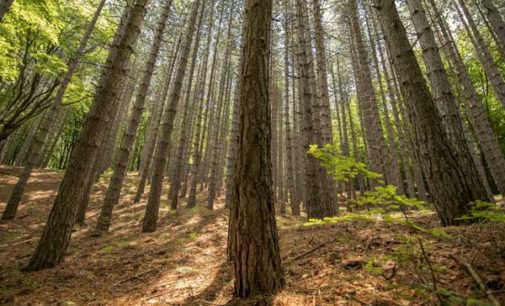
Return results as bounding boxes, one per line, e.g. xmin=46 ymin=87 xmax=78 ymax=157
xmin=142 ymin=0 xmax=201 ymax=233
xmin=374 ymin=0 xmax=481 ymax=225
xmin=364 ymin=6 xmax=404 ymax=194
xmin=430 ymin=0 xmax=505 ymax=196
xmin=230 ymin=0 xmax=285 ymax=297
xmin=295 ymin=0 xmax=324 ymax=219
xmin=25 ymin=0 xmax=147 ymax=271
xmin=407 ymin=0 xmax=490 ymax=201
xmin=482 ymin=0 xmax=505 ymax=53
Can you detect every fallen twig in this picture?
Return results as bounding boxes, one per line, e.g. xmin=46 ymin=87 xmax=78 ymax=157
xmin=112 ymin=266 xmax=161 ymax=288
xmin=286 ymin=241 xmax=329 ymax=263
xmin=450 ymin=254 xmax=500 ymax=306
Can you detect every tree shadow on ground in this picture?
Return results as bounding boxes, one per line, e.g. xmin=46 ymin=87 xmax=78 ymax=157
xmin=224 ymin=296 xmax=274 ymax=306
xmin=178 ymin=260 xmax=233 ymax=306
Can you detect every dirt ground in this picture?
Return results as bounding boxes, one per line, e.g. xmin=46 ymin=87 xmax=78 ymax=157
xmin=1 ymin=166 xmax=505 ymax=305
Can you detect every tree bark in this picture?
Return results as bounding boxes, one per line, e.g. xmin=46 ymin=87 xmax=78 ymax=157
xmin=295 ymin=0 xmax=325 ymax=219
xmin=455 ymin=0 xmax=505 ymax=109
xmin=25 ymin=0 xmax=147 ymax=271
xmin=429 ymin=0 xmax=505 ymax=196
xmin=482 ymin=0 xmax=505 ymax=53
xmin=95 ymin=0 xmax=173 ymax=234
xmin=142 ymin=0 xmax=201 ymax=233
xmin=407 ymin=0 xmax=490 ymax=201
xmin=374 ymin=0 xmax=482 ymax=225
xmin=230 ymin=0 xmax=285 ymax=297
xmin=1 ymin=0 xmax=107 ymax=220
xmin=349 ymin=0 xmax=389 ymax=186
xmin=0 ymin=0 xmax=14 ymax=23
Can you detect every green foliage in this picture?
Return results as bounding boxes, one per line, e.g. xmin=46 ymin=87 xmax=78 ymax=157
xmin=308 ymin=144 xmax=382 ymax=182
xmin=459 ymin=200 xmax=505 ymax=223
xmin=309 ymin=144 xmax=453 ymax=239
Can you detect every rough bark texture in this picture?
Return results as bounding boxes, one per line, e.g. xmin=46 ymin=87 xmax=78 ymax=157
xmin=312 ymin=0 xmax=333 ymax=146
xmin=142 ymin=0 xmax=201 ymax=233
xmin=482 ymin=0 xmax=505 ymax=52
xmin=95 ymin=0 xmax=173 ymax=234
xmin=374 ymin=0 xmax=480 ymax=226
xmin=230 ymin=0 xmax=285 ymax=297
xmin=407 ymin=0 xmax=489 ymax=201
xmin=25 ymin=0 xmax=147 ymax=271
xmin=430 ymin=0 xmax=505 ymax=196
xmin=349 ymin=0 xmax=389 ymax=185
xmin=364 ymin=6 xmax=404 ymax=194
xmin=295 ymin=0 xmax=325 ymax=219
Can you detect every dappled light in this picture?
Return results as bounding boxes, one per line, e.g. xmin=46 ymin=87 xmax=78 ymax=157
xmin=1 ymin=0 xmax=505 ymax=304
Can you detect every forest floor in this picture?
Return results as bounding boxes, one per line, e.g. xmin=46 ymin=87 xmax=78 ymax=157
xmin=1 ymin=166 xmax=505 ymax=306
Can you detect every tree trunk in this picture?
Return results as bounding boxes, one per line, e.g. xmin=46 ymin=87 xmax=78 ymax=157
xmin=283 ymin=3 xmax=298 ymax=216
xmin=295 ymin=0 xmax=325 ymax=219
xmin=364 ymin=6 xmax=404 ymax=194
xmin=142 ymin=0 xmax=201 ymax=233
xmin=1 ymin=0 xmax=107 ymax=220
xmin=134 ymin=34 xmax=181 ymax=203
xmin=407 ymin=0 xmax=490 ymax=201
xmin=430 ymin=0 xmax=505 ymax=196
xmin=374 ymin=0 xmax=481 ymax=225
xmin=349 ymin=0 xmax=389 ymax=186
xmin=25 ymin=0 xmax=147 ymax=271
xmin=0 ymin=0 xmax=14 ymax=23
xmin=207 ymin=5 xmax=235 ymax=209
xmin=95 ymin=0 xmax=173 ymax=234
xmin=187 ymin=0 xmax=222 ymax=208
xmin=230 ymin=0 xmax=285 ymax=297
xmin=482 ymin=0 xmax=505 ymax=53
xmin=168 ymin=2 xmax=206 ymax=210
xmin=455 ymin=0 xmax=505 ymax=109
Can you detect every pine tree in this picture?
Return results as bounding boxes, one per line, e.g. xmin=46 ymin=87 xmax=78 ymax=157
xmin=229 ymin=0 xmax=285 ymax=296
xmin=25 ymin=0 xmax=149 ymax=271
